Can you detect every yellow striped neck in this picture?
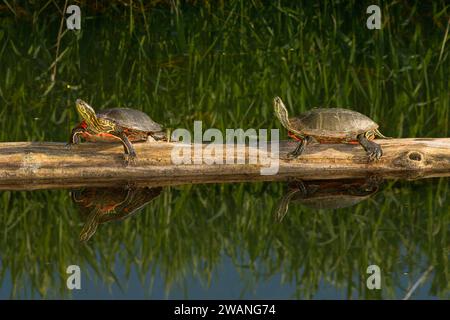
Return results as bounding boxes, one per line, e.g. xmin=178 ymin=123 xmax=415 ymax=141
xmin=76 ymin=99 xmax=116 ymax=133
xmin=85 ymin=115 xmax=115 ymax=133
xmin=273 ymin=97 xmax=294 ymax=131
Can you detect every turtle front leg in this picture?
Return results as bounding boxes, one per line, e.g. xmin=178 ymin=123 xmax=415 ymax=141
xmin=357 ymin=133 xmax=383 ymax=161
xmin=66 ymin=126 xmax=85 ymax=149
xmin=114 ymin=130 xmax=137 ymax=166
xmin=288 ymin=136 xmax=312 ymax=159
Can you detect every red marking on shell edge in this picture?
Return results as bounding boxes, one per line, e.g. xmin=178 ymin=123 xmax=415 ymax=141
xmin=100 ymin=204 xmax=118 ymax=212
xmin=288 ymin=131 xmax=302 ymax=141
xmin=97 ymin=132 xmax=116 ymax=138
xmin=317 ymin=139 xmax=359 ymax=144
xmin=80 ymin=131 xmax=119 ymax=142
xmin=80 ymin=121 xmax=87 ymax=129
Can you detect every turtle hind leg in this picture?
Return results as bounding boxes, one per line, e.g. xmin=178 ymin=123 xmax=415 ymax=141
xmin=357 ymin=133 xmax=383 ymax=161
xmin=114 ymin=131 xmax=137 ymax=166
xmin=287 ymin=136 xmax=312 ymax=159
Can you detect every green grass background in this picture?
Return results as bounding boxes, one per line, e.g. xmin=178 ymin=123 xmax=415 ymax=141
xmin=0 ymin=0 xmax=448 ymax=298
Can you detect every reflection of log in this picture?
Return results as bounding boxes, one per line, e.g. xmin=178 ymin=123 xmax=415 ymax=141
xmin=0 ymin=138 xmax=449 ymax=190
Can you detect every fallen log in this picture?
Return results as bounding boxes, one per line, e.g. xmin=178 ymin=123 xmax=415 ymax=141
xmin=0 ymin=138 xmax=449 ymax=190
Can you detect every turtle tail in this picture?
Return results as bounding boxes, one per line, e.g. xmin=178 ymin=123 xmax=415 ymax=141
xmin=151 ymin=129 xmax=170 ymax=142
xmin=373 ymin=128 xmax=392 ymax=139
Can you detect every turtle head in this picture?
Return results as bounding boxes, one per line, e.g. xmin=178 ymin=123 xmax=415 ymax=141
xmin=75 ymin=99 xmax=115 ymax=133
xmin=76 ymin=99 xmax=96 ymax=121
xmin=273 ymin=97 xmax=292 ymax=130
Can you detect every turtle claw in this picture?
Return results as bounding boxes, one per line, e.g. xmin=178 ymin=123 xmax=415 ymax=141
xmin=366 ymin=174 xmax=383 ymax=185
xmin=286 ymin=151 xmax=300 ymax=160
xmin=358 ymin=134 xmax=383 ymax=162
xmin=65 ymin=143 xmax=74 ymax=150
xmin=367 ymin=146 xmax=383 ymax=162
xmin=123 ymin=153 xmax=137 ymax=166
xmin=124 ymin=181 xmax=137 ymax=191
xmin=284 ymin=137 xmax=310 ymax=160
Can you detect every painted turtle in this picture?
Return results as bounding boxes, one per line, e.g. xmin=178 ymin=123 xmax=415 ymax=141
xmin=72 ymin=186 xmax=162 ymax=242
xmin=273 ymin=97 xmax=389 ymax=161
xmin=68 ymin=99 xmax=167 ymax=164
xmin=275 ymin=177 xmax=381 ymax=221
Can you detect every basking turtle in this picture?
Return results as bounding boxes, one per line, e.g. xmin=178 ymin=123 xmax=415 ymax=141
xmin=68 ymin=99 xmax=166 ymax=164
xmin=273 ymin=97 xmax=389 ymax=161
xmin=71 ymin=186 xmax=162 ymax=242
xmin=275 ymin=177 xmax=381 ymax=221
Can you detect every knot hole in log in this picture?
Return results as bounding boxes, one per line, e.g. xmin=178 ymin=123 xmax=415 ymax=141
xmin=408 ymin=151 xmax=423 ymax=162
xmin=394 ymin=151 xmax=427 ymax=170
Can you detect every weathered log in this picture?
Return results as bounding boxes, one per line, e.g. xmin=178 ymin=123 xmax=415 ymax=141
xmin=0 ymin=138 xmax=449 ymax=190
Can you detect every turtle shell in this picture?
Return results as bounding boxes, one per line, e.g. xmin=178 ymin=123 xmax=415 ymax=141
xmin=290 ymin=108 xmax=379 ymax=140
xmin=73 ymin=186 xmax=163 ymax=222
xmin=97 ymin=108 xmax=163 ymax=133
xmin=290 ymin=179 xmax=378 ymax=210
xmin=72 ymin=186 xmax=163 ymax=242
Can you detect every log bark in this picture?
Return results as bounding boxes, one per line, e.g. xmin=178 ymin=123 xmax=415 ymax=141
xmin=0 ymin=138 xmax=449 ymax=190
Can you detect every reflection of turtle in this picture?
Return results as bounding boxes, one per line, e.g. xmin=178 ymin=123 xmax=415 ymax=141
xmin=273 ymin=97 xmax=389 ymax=161
xmin=275 ymin=177 xmax=381 ymax=221
xmin=71 ymin=186 xmax=162 ymax=242
xmin=68 ymin=99 xmax=167 ymax=164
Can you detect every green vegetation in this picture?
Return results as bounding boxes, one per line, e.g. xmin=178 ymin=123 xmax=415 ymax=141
xmin=0 ymin=1 xmax=448 ymax=140
xmin=0 ymin=179 xmax=448 ymax=298
xmin=0 ymin=1 xmax=448 ymax=298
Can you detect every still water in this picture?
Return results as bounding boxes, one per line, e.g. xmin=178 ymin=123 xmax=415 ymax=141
xmin=0 ymin=1 xmax=449 ymax=300
xmin=0 ymin=178 xmax=448 ymax=299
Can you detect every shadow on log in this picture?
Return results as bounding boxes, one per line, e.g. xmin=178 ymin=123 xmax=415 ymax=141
xmin=0 ymin=138 xmax=449 ymax=190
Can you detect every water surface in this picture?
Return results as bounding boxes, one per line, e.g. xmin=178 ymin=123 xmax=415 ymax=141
xmin=0 ymin=1 xmax=449 ymax=299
